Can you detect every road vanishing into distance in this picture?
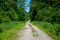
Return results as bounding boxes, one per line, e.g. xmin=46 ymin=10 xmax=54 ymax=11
xmin=18 ymin=21 xmax=53 ymax=40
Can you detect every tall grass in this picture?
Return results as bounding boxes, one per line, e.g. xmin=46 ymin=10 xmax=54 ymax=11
xmin=0 ymin=21 xmax=25 ymax=40
xmin=32 ymin=21 xmax=60 ymax=40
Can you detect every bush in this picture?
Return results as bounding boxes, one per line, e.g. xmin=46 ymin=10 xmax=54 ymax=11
xmin=32 ymin=21 xmax=60 ymax=40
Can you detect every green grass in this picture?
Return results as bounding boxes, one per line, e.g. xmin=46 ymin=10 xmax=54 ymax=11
xmin=32 ymin=21 xmax=60 ymax=40
xmin=0 ymin=21 xmax=25 ymax=40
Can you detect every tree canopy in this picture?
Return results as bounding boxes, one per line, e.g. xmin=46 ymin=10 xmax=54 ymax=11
xmin=30 ymin=0 xmax=60 ymax=23
xmin=0 ymin=0 xmax=26 ymax=23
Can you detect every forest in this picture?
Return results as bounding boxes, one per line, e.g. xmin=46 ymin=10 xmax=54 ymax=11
xmin=0 ymin=0 xmax=60 ymax=40
xmin=30 ymin=0 xmax=60 ymax=40
xmin=0 ymin=0 xmax=26 ymax=40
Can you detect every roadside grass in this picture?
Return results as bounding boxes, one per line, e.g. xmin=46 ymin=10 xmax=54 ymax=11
xmin=32 ymin=21 xmax=60 ymax=40
xmin=0 ymin=21 xmax=25 ymax=40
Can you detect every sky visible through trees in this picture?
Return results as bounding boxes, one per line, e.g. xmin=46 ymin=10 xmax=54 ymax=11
xmin=0 ymin=0 xmax=60 ymax=40
xmin=17 ymin=0 xmax=31 ymax=12
xmin=25 ymin=0 xmax=31 ymax=12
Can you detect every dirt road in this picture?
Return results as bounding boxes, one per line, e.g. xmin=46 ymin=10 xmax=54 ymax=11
xmin=18 ymin=21 xmax=53 ymax=40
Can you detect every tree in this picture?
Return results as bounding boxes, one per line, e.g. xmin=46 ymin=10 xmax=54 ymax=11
xmin=0 ymin=0 xmax=26 ymax=23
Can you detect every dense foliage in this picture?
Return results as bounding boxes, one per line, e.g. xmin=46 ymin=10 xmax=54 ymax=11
xmin=32 ymin=21 xmax=60 ymax=40
xmin=0 ymin=0 xmax=26 ymax=40
xmin=0 ymin=0 xmax=26 ymax=23
xmin=30 ymin=0 xmax=60 ymax=23
xmin=30 ymin=0 xmax=60 ymax=40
